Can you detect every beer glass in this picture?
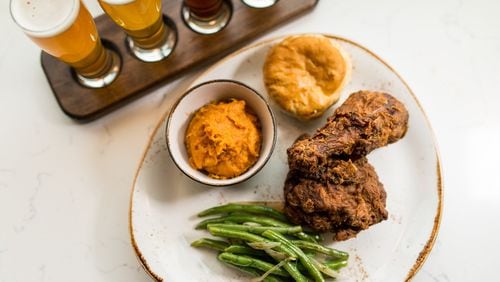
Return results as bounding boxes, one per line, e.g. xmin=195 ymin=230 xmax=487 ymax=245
xmin=241 ymin=0 xmax=278 ymax=8
xmin=98 ymin=0 xmax=176 ymax=62
xmin=182 ymin=0 xmax=231 ymax=35
xmin=10 ymin=0 xmax=121 ymax=88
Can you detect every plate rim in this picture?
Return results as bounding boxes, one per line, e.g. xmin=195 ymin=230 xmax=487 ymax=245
xmin=128 ymin=33 xmax=444 ymax=282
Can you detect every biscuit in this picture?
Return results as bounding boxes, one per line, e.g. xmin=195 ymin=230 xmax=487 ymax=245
xmin=263 ymin=35 xmax=351 ymax=120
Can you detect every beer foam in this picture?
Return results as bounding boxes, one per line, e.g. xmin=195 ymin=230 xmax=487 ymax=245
xmin=100 ymin=0 xmax=136 ymax=5
xmin=10 ymin=0 xmax=80 ymax=38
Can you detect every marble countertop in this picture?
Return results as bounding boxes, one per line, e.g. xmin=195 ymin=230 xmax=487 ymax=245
xmin=1 ymin=0 xmax=499 ymax=281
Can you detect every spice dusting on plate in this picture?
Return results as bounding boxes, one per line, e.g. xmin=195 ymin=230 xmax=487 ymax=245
xmin=185 ymin=99 xmax=262 ymax=179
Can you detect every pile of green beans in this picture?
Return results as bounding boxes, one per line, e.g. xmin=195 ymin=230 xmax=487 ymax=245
xmin=191 ymin=203 xmax=349 ymax=281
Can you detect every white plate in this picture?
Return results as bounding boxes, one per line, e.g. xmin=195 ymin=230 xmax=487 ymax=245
xmin=129 ymin=34 xmax=443 ymax=282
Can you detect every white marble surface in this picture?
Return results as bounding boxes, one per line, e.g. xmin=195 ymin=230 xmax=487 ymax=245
xmin=1 ymin=0 xmax=499 ymax=281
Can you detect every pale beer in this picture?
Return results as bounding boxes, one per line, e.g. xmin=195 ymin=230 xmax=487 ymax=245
xmin=10 ymin=0 xmax=120 ymax=88
xmin=99 ymin=0 xmax=176 ymax=62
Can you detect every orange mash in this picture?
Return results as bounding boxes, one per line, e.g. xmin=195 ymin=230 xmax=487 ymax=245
xmin=185 ymin=99 xmax=262 ymax=179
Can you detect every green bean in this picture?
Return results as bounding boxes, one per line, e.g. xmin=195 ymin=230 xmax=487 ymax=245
xmin=198 ymin=203 xmax=288 ymax=222
xmin=199 ymin=214 xmax=318 ymax=243
xmin=309 ymin=233 xmax=323 ymax=242
xmin=190 ymin=238 xmax=229 ymax=252
xmin=264 ymin=244 xmax=308 ymax=282
xmin=262 ymin=275 xmax=286 ymax=282
xmin=292 ymin=240 xmax=349 ymax=260
xmin=207 ymin=223 xmax=302 ymax=235
xmin=325 ymin=259 xmax=348 ymax=270
xmin=309 ymin=258 xmax=338 ymax=278
xmin=263 ymin=276 xmax=285 ymax=282
xmin=208 ymin=226 xmax=308 ymax=282
xmin=229 ymin=214 xmax=290 ymax=226
xmin=260 ymin=274 xmax=286 ymax=282
xmin=298 ymin=259 xmax=347 ymax=275
xmin=218 ymin=252 xmax=289 ymax=277
xmin=295 ymin=233 xmax=319 ymax=243
xmin=233 ymin=264 xmax=262 ymax=276
xmin=221 ymin=263 xmax=285 ymax=282
xmin=195 ymin=217 xmax=236 ymax=229
xmin=293 ymin=232 xmax=323 ymax=242
xmin=208 ymin=225 xmax=270 ymax=242
xmin=263 ymin=230 xmax=324 ymax=282
xmin=224 ymin=245 xmax=268 ymax=257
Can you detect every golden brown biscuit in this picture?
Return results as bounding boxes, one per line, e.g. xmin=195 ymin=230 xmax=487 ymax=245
xmin=263 ymin=35 xmax=351 ymax=120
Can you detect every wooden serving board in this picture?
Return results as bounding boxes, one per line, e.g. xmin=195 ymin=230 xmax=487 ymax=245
xmin=40 ymin=0 xmax=318 ymax=121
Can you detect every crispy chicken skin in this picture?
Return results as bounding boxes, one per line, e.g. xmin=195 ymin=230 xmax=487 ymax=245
xmin=284 ymin=91 xmax=408 ymax=240
xmin=287 ymin=91 xmax=409 ymax=175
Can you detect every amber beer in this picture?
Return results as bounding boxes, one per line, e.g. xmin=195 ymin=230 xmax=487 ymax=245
xmin=182 ymin=0 xmax=230 ymax=35
xmin=99 ymin=0 xmax=175 ymax=62
xmin=185 ymin=0 xmax=223 ymax=18
xmin=10 ymin=0 xmax=120 ymax=88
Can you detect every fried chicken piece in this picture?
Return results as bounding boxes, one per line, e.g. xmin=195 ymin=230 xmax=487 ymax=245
xmin=287 ymin=91 xmax=409 ymax=175
xmin=284 ymin=91 xmax=408 ymax=240
xmin=284 ymin=157 xmax=387 ymax=241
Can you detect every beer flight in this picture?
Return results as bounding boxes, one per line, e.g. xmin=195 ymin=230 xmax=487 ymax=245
xmin=10 ymin=0 xmax=277 ymax=88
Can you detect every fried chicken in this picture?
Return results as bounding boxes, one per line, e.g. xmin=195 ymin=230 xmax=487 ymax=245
xmin=284 ymin=157 xmax=387 ymax=241
xmin=287 ymin=91 xmax=409 ymax=176
xmin=284 ymin=91 xmax=409 ymax=240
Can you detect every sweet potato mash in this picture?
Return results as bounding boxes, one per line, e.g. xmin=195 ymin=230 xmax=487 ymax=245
xmin=185 ymin=99 xmax=262 ymax=179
